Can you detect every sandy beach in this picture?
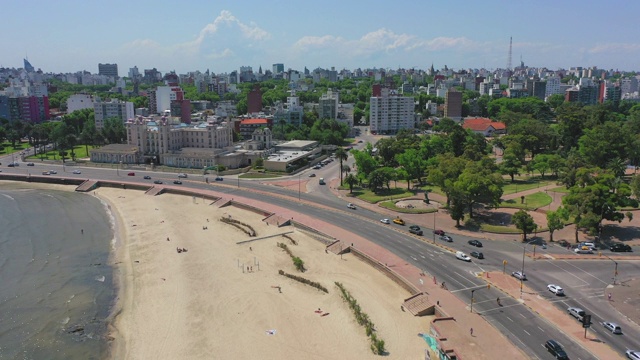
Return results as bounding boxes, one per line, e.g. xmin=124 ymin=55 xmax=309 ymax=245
xmin=97 ymin=187 xmax=431 ymax=359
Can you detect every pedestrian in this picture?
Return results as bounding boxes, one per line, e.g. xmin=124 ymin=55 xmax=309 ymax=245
xmin=470 ymin=328 xmax=474 ymax=336
xmin=437 ymin=300 xmax=440 ymax=306
xmin=250 ymin=247 xmax=252 ymax=251
xmin=608 ymin=293 xmax=612 ymax=301
xmin=81 ymin=229 xmax=83 ymax=234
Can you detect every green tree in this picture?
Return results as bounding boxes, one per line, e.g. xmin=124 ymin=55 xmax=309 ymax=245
xmin=454 ymin=161 xmax=504 ymax=218
xmin=335 ymin=147 xmax=348 ymax=185
xmin=546 ymin=207 xmax=569 ymax=242
xmin=532 ymin=154 xmax=552 ymax=178
xmin=352 ymin=149 xmax=378 ymax=180
xmin=345 ymin=173 xmax=358 ymax=194
xmin=512 ymin=210 xmax=538 ymax=242
xmin=448 ymin=187 xmax=467 ymax=227
xmin=396 ymin=148 xmax=427 ymax=187
xmin=79 ymin=121 xmax=98 ymax=157
xmin=547 ymin=94 xmax=565 ymax=109
xmin=500 ymin=147 xmax=523 ymax=182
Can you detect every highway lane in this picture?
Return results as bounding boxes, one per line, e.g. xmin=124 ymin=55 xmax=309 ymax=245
xmin=0 ymin=158 xmax=620 ymax=359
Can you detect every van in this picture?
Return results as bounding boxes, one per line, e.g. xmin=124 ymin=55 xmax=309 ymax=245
xmin=456 ymin=251 xmax=471 ymax=262
xmin=319 ymin=178 xmax=325 ymax=185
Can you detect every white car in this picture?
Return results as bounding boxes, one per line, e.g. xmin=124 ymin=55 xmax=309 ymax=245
xmin=602 ymin=321 xmax=622 ymax=334
xmin=626 ymin=350 xmax=640 ymax=359
xmin=72 ymin=170 xmax=81 ymax=174
xmin=512 ymin=271 xmax=527 ymax=280
xmin=380 ymin=219 xmax=390 ymax=224
xmin=439 ymin=235 xmax=453 ymax=242
xmin=178 ymin=173 xmax=188 ymax=178
xmin=347 ymin=203 xmax=356 ymax=209
xmin=456 ymin=251 xmax=471 ymax=262
xmin=49 ymin=170 xmax=57 ymax=174
xmin=567 ymin=307 xmax=585 ymax=321
xmin=574 ymin=247 xmax=593 ymax=254
xmin=547 ymin=284 xmax=565 ymax=296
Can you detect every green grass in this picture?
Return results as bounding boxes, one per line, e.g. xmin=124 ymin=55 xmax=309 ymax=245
xmin=356 ymin=188 xmax=414 ymax=203
xmin=0 ymin=142 xmax=28 ymax=155
xmin=24 ymin=145 xmax=98 ymax=161
xmin=502 ymin=179 xmax=555 ymax=195
xmin=499 ymin=192 xmax=552 ymax=210
xmin=378 ymin=200 xmax=438 ymax=214
xmin=480 ymin=224 xmax=526 ymax=233
xmin=549 ymin=186 xmax=570 ymax=193
xmin=239 ymin=173 xmax=283 ymax=179
xmin=420 ymin=185 xmax=446 ymax=196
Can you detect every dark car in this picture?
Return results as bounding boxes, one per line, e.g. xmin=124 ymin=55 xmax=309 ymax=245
xmin=470 ymin=251 xmax=484 ymax=259
xmin=468 ymin=240 xmax=483 ymax=247
xmin=610 ymin=243 xmax=632 ymax=252
xmin=433 ymin=229 xmax=445 ymax=236
xmin=7 ymin=163 xmax=14 ymax=167
xmin=144 ymin=175 xmax=151 ymax=180
xmin=440 ymin=235 xmax=453 ymax=242
xmin=27 ymin=162 xmax=34 ymax=166
xmin=153 ymin=180 xmax=163 ymax=184
xmin=544 ymin=339 xmax=568 ymax=360
xmin=409 ymin=225 xmax=421 ymax=231
xmin=557 ymin=239 xmax=570 ymax=248
xmin=173 ymin=180 xmax=182 ymax=185
xmin=215 ymin=177 xmax=223 ymax=181
xmin=409 ymin=228 xmax=423 ymax=236
xmin=127 ymin=172 xmax=135 ymax=176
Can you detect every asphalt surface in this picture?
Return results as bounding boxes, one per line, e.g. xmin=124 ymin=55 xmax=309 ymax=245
xmin=2 ymin=145 xmax=640 ymax=359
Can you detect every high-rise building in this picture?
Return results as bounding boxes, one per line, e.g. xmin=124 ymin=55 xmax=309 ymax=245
xmin=94 ymin=98 xmax=134 ymax=130
xmin=150 ymin=86 xmax=185 ymax=114
xmin=272 ymin=63 xmax=284 ymax=74
xmin=444 ymin=89 xmax=462 ymax=120
xmin=23 ymin=58 xmax=35 ymax=72
xmin=66 ymin=94 xmax=95 ymax=113
xmin=545 ymin=76 xmax=561 ymax=98
xmin=369 ymin=85 xmax=415 ymax=134
xmin=98 ymin=63 xmax=119 ymax=78
xmin=319 ymin=89 xmax=339 ymax=120
xmin=0 ymin=95 xmax=49 ymax=123
xmin=247 ymin=85 xmax=262 ymax=114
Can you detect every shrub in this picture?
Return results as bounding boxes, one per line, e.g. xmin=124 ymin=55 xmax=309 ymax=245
xmin=334 ymin=282 xmax=385 ymax=355
xmin=220 ymin=217 xmax=256 ymax=237
xmin=278 ymin=270 xmax=328 ymax=293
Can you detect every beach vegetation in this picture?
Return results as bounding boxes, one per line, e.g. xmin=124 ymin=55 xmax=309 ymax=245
xmin=277 ymin=243 xmax=305 ymax=272
xmin=220 ymin=217 xmax=256 ymax=237
xmin=281 ymin=233 xmax=297 ymax=245
xmin=278 ymin=270 xmax=327 ymax=293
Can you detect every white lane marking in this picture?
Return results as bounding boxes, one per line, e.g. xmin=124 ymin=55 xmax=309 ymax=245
xmin=537 ymin=326 xmax=545 ymax=332
xmin=523 ymin=329 xmax=531 ymax=336
xmin=520 ymin=313 xmax=527 ymax=319
xmin=506 ymin=316 xmax=514 ymax=322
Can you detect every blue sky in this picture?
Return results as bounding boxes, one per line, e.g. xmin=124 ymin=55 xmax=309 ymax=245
xmin=2 ymin=0 xmax=639 ymax=74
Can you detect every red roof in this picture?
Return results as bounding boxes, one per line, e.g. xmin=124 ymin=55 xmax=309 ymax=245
xmin=462 ymin=117 xmax=506 ymax=131
xmin=241 ymin=118 xmax=269 ymax=125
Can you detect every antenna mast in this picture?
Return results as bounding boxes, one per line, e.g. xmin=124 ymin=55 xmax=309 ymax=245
xmin=507 ymin=37 xmax=513 ymax=73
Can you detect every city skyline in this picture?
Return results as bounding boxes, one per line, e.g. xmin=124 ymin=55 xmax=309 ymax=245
xmin=2 ymin=0 xmax=640 ymax=74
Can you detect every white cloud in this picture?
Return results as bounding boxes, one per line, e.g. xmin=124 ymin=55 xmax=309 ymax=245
xmin=184 ymin=10 xmax=270 ymax=52
xmin=588 ymin=43 xmax=640 ymax=54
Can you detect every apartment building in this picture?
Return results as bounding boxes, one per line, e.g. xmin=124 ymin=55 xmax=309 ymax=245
xmin=444 ymin=89 xmax=462 ymax=120
xmin=66 ymin=94 xmax=95 ymax=113
xmin=369 ymin=84 xmax=415 ymax=134
xmin=319 ymin=89 xmax=339 ymax=120
xmin=98 ymin=63 xmax=118 ymax=78
xmin=93 ymin=98 xmax=134 ymax=130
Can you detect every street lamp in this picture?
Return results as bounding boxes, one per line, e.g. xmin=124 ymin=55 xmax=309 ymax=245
xmin=602 ymin=254 xmax=619 ymax=285
xmin=432 ymin=210 xmax=437 ymax=243
xmin=298 ymin=173 xmax=302 ymax=201
xmin=599 ymin=203 xmax=611 ymax=243
xmin=116 ymin=161 xmax=119 ymax=176
xmin=520 ymin=239 xmax=537 ymax=298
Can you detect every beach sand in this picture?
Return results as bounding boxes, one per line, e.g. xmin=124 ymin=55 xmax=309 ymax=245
xmin=98 ymin=188 xmax=431 ymax=360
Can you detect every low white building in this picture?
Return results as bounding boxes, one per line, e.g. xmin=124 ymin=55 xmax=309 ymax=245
xmin=67 ymin=94 xmax=94 ymax=114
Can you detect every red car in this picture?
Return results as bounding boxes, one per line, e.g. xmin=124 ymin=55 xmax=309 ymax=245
xmin=127 ymin=172 xmax=135 ymax=176
xmin=433 ymin=229 xmax=446 ymax=236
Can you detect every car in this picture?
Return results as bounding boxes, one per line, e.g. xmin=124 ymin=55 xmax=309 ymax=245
xmin=610 ymin=243 xmax=632 ymax=252
xmin=72 ymin=170 xmax=81 ymax=174
xmin=178 ymin=173 xmax=188 ymax=178
xmin=544 ymin=339 xmax=569 ymax=360
xmin=358 ymin=140 xmax=363 ymax=143
xmin=143 ymin=175 xmax=151 ymax=180
xmin=470 ymin=251 xmax=484 ymax=259
xmin=215 ymin=176 xmax=223 ymax=181
xmin=468 ymin=240 xmax=483 ymax=247
xmin=439 ymin=235 xmax=453 ymax=242
xmin=557 ymin=239 xmax=570 ymax=247
xmin=7 ymin=163 xmax=14 ymax=167
xmin=347 ymin=203 xmax=357 ymax=209
xmin=393 ymin=218 xmax=405 ymax=225
xmin=456 ymin=251 xmax=471 ymax=262
xmin=127 ymin=172 xmax=135 ymax=176
xmin=380 ymin=218 xmax=390 ymax=224
xmin=512 ymin=271 xmax=527 ymax=280
xmin=574 ymin=247 xmax=593 ymax=254
xmin=26 ymin=162 xmax=34 ymax=166
xmin=547 ymin=284 xmax=564 ymax=296
xmin=313 ymin=165 xmax=321 ymax=169
xmin=41 ymin=171 xmax=49 ymax=175
xmin=409 ymin=225 xmax=421 ymax=231
xmin=153 ymin=180 xmax=163 ymax=184
xmin=626 ymin=350 xmax=640 ymax=359
xmin=433 ymin=229 xmax=445 ymax=235
xmin=173 ymin=180 xmax=182 ymax=185
xmin=318 ymin=178 xmax=325 ymax=185
xmin=567 ymin=307 xmax=586 ymax=322
xmin=409 ymin=228 xmax=423 ymax=236
xmin=581 ymin=242 xmax=596 ymax=249
xmin=49 ymin=170 xmax=57 ymax=174
xmin=308 ymin=173 xmax=316 ymax=177
xmin=602 ymin=321 xmax=622 ymax=334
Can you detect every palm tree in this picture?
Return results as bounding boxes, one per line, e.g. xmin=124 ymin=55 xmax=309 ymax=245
xmin=342 ymin=164 xmax=351 ymax=180
xmin=335 ymin=147 xmax=348 ymax=185
xmin=345 ymin=173 xmax=358 ymax=194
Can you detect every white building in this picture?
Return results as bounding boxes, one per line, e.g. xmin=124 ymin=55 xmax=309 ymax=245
xmin=94 ymin=98 xmax=134 ymax=130
xmin=154 ymin=86 xmax=181 ymax=114
xmin=67 ymin=94 xmax=94 ymax=113
xmin=319 ymin=89 xmax=339 ymax=120
xmin=545 ymin=76 xmax=561 ymax=98
xmin=369 ymin=87 xmax=415 ymax=134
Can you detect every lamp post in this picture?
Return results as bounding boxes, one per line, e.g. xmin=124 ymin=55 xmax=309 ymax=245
xmin=599 ymin=203 xmax=610 ymax=243
xmin=432 ymin=210 xmax=437 ymax=243
xmin=470 ymin=289 xmax=476 ymax=313
xmin=520 ymin=239 xmax=537 ymax=298
xmin=116 ymin=161 xmax=119 ymax=176
xmin=298 ymin=173 xmax=301 ymax=201
xmin=602 ymin=254 xmax=619 ymax=285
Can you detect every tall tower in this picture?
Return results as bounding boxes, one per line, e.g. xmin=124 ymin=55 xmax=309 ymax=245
xmin=506 ymin=37 xmax=513 ymax=72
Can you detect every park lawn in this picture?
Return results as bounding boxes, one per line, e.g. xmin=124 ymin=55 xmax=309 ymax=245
xmin=480 ymin=224 xmax=526 ymax=234
xmin=0 ymin=141 xmax=28 ymax=155
xmin=239 ymin=173 xmax=282 ymax=179
xmin=420 ymin=185 xmax=446 ymax=196
xmin=549 ymin=186 xmax=570 ymax=193
xmin=378 ymin=200 xmax=437 ymax=214
xmin=502 ymin=179 xmax=555 ymax=195
xmin=500 ymin=192 xmax=552 ymax=210
xmin=25 ymin=145 xmax=97 ymax=161
xmin=357 ymin=187 xmax=413 ymax=203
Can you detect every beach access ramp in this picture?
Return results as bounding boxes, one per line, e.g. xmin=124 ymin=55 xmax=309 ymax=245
xmin=75 ymin=180 xmax=98 ymax=192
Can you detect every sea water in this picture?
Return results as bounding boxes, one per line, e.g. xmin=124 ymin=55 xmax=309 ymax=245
xmin=0 ymin=186 xmax=115 ymax=359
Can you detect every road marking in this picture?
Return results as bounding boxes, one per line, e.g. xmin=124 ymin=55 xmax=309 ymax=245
xmin=410 ymin=256 xmax=417 ymax=261
xmin=520 ymin=313 xmax=527 ymax=319
xmin=537 ymin=326 xmax=545 ymax=332
xmin=523 ymin=329 xmax=531 ymax=336
xmin=420 ymin=255 xmax=426 ymax=259
xmin=506 ymin=316 xmax=514 ymax=322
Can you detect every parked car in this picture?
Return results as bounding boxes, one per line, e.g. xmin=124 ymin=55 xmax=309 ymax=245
xmin=393 ymin=217 xmax=405 ymax=225
xmin=439 ymin=235 xmax=453 ymax=242
xmin=511 ymin=271 xmax=527 ymax=280
xmin=127 ymin=172 xmax=135 ymax=176
xmin=433 ymin=229 xmax=445 ymax=236
xmin=143 ymin=175 xmax=151 ymax=180
xmin=468 ymin=239 xmax=483 ymax=247
xmin=72 ymin=170 xmax=81 ymax=174
xmin=380 ymin=219 xmax=390 ymax=224
xmin=347 ymin=203 xmax=357 ymax=209
xmin=610 ymin=243 xmax=632 ymax=252
xmin=26 ymin=162 xmax=34 ymax=166
xmin=567 ymin=307 xmax=586 ymax=322
xmin=547 ymin=284 xmax=565 ymax=296
xmin=602 ymin=321 xmax=622 ymax=334
xmin=470 ymin=251 xmax=484 ymax=259
xmin=626 ymin=350 xmax=640 ymax=359
xmin=456 ymin=251 xmax=471 ymax=262
xmin=544 ymin=339 xmax=569 ymax=360
xmin=574 ymin=247 xmax=593 ymax=254
xmin=557 ymin=240 xmax=570 ymax=247
xmin=153 ymin=180 xmax=163 ymax=184
xmin=313 ymin=165 xmax=321 ymax=169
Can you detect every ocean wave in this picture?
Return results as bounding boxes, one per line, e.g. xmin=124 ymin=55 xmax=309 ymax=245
xmin=95 ymin=275 xmax=105 ymax=283
xmin=1 ymin=194 xmax=15 ymax=201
